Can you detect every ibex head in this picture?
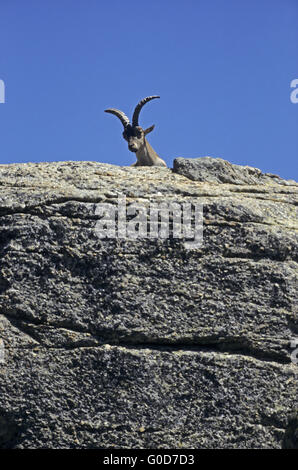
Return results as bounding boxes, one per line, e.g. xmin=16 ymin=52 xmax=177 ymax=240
xmin=122 ymin=123 xmax=155 ymax=153
xmin=105 ymin=96 xmax=166 ymax=167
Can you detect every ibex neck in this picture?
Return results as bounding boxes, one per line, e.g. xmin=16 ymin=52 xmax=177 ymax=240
xmin=136 ymin=139 xmax=158 ymax=166
xmin=135 ymin=139 xmax=167 ymax=167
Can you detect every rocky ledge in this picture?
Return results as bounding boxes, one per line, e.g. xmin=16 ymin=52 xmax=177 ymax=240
xmin=0 ymin=157 xmax=297 ymax=448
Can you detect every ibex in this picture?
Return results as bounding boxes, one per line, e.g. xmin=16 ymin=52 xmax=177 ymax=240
xmin=105 ymin=95 xmax=167 ymax=167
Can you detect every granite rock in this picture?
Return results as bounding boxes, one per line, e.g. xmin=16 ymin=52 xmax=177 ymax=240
xmin=0 ymin=158 xmax=297 ymax=448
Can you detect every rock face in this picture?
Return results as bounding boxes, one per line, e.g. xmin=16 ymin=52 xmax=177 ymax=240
xmin=282 ymin=410 xmax=298 ymax=449
xmin=0 ymin=157 xmax=297 ymax=449
xmin=173 ymin=156 xmax=297 ymax=185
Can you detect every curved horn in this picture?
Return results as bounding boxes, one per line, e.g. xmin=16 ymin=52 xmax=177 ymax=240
xmin=104 ymin=108 xmax=130 ymax=128
xmin=132 ymin=95 xmax=160 ymax=127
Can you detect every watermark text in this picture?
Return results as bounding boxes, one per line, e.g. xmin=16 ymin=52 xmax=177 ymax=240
xmin=0 ymin=339 xmax=5 ymax=364
xmin=94 ymin=196 xmax=203 ymax=249
xmin=290 ymin=338 xmax=298 ymax=365
xmin=290 ymin=79 xmax=298 ymax=103
xmin=0 ymin=79 xmax=5 ymax=103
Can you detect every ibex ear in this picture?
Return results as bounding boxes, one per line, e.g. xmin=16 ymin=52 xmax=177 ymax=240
xmin=144 ymin=125 xmax=155 ymax=135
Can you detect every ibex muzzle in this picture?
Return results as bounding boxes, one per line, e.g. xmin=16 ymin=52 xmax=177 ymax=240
xmin=105 ymin=96 xmax=167 ymax=167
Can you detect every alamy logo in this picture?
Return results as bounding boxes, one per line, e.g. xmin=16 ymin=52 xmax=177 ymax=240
xmin=0 ymin=339 xmax=5 ymax=364
xmin=290 ymin=79 xmax=298 ymax=104
xmin=0 ymin=80 xmax=5 ymax=103
xmin=290 ymin=339 xmax=298 ymax=365
xmin=94 ymin=196 xmax=203 ymax=249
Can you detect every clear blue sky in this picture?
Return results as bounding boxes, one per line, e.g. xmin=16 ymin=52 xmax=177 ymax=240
xmin=0 ymin=0 xmax=297 ymax=179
